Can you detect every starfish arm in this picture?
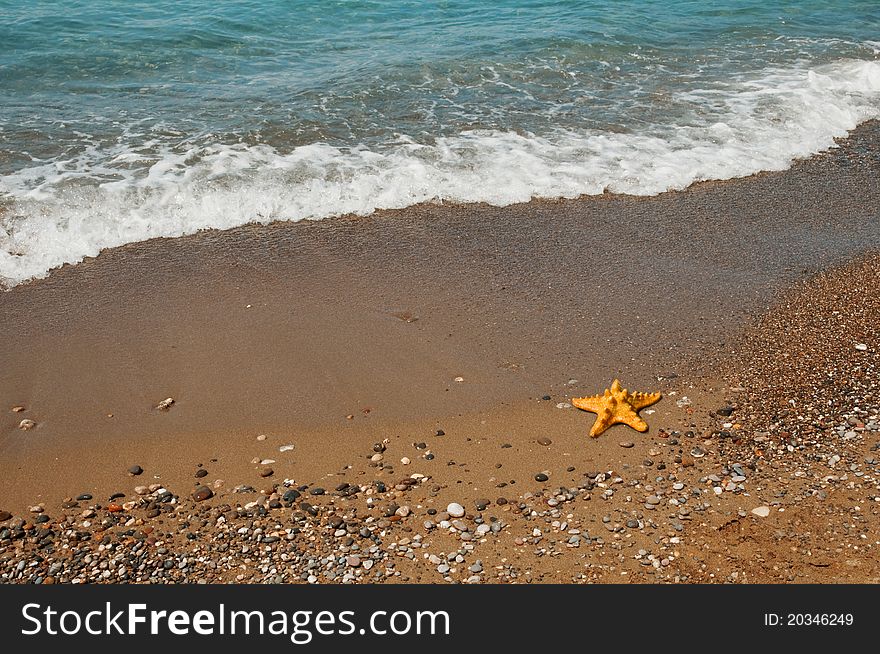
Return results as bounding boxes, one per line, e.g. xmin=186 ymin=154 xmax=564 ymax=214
xmin=589 ymin=408 xmax=615 ymax=437
xmin=627 ymin=391 xmax=662 ymax=411
xmin=572 ymin=395 xmax=605 ymax=413
xmin=626 ymin=413 xmax=650 ymax=432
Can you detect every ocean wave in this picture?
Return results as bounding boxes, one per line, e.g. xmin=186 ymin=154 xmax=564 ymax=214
xmin=2 ymin=57 xmax=879 ymax=287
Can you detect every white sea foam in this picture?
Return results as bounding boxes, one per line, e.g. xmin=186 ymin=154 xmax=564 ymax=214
xmin=2 ymin=57 xmax=879 ymax=287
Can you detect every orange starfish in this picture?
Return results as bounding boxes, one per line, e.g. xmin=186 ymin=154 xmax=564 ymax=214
xmin=572 ymin=379 xmax=661 ymax=437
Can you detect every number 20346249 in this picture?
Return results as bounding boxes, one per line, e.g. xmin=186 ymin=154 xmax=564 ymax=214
xmin=764 ymin=613 xmax=854 ymax=627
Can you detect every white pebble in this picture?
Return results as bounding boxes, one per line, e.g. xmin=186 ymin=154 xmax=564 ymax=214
xmin=446 ymin=502 xmax=465 ymax=518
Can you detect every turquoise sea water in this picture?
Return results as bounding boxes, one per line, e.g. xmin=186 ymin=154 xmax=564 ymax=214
xmin=1 ymin=1 xmax=879 ymax=285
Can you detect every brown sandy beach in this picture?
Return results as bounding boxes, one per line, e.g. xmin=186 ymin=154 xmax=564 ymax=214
xmin=0 ymin=122 xmax=878 ymax=583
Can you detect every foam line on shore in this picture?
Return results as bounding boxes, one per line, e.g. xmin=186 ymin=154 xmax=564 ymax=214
xmin=2 ymin=58 xmax=879 ymax=287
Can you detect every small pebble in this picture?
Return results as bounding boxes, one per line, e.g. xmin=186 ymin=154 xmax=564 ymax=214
xmin=446 ymin=503 xmax=465 ymax=518
xmin=192 ymin=487 xmax=213 ymax=502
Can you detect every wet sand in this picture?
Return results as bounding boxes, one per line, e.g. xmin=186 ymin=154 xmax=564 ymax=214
xmin=1 ymin=120 xmax=879 ymax=546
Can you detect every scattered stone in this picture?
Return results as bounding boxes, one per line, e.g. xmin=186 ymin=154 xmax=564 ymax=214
xmin=156 ymin=398 xmax=175 ymax=411
xmin=192 ymin=486 xmax=213 ymax=502
xmin=18 ymin=419 xmax=36 ymax=430
xmin=534 ymin=473 xmax=549 ymax=482
xmin=128 ymin=465 xmax=143 ymax=476
xmin=195 ymin=469 xmax=208 ymax=478
xmin=260 ymin=468 xmax=274 ymax=478
xmin=619 ymin=441 xmax=634 ymax=448
xmin=751 ymin=506 xmax=771 ymax=518
xmin=447 ymin=503 xmax=465 ymax=518
xmin=537 ymin=437 xmax=552 ymax=446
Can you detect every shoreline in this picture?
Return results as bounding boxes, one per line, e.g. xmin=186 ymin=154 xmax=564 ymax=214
xmin=1 ymin=121 xmax=879 ymax=583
